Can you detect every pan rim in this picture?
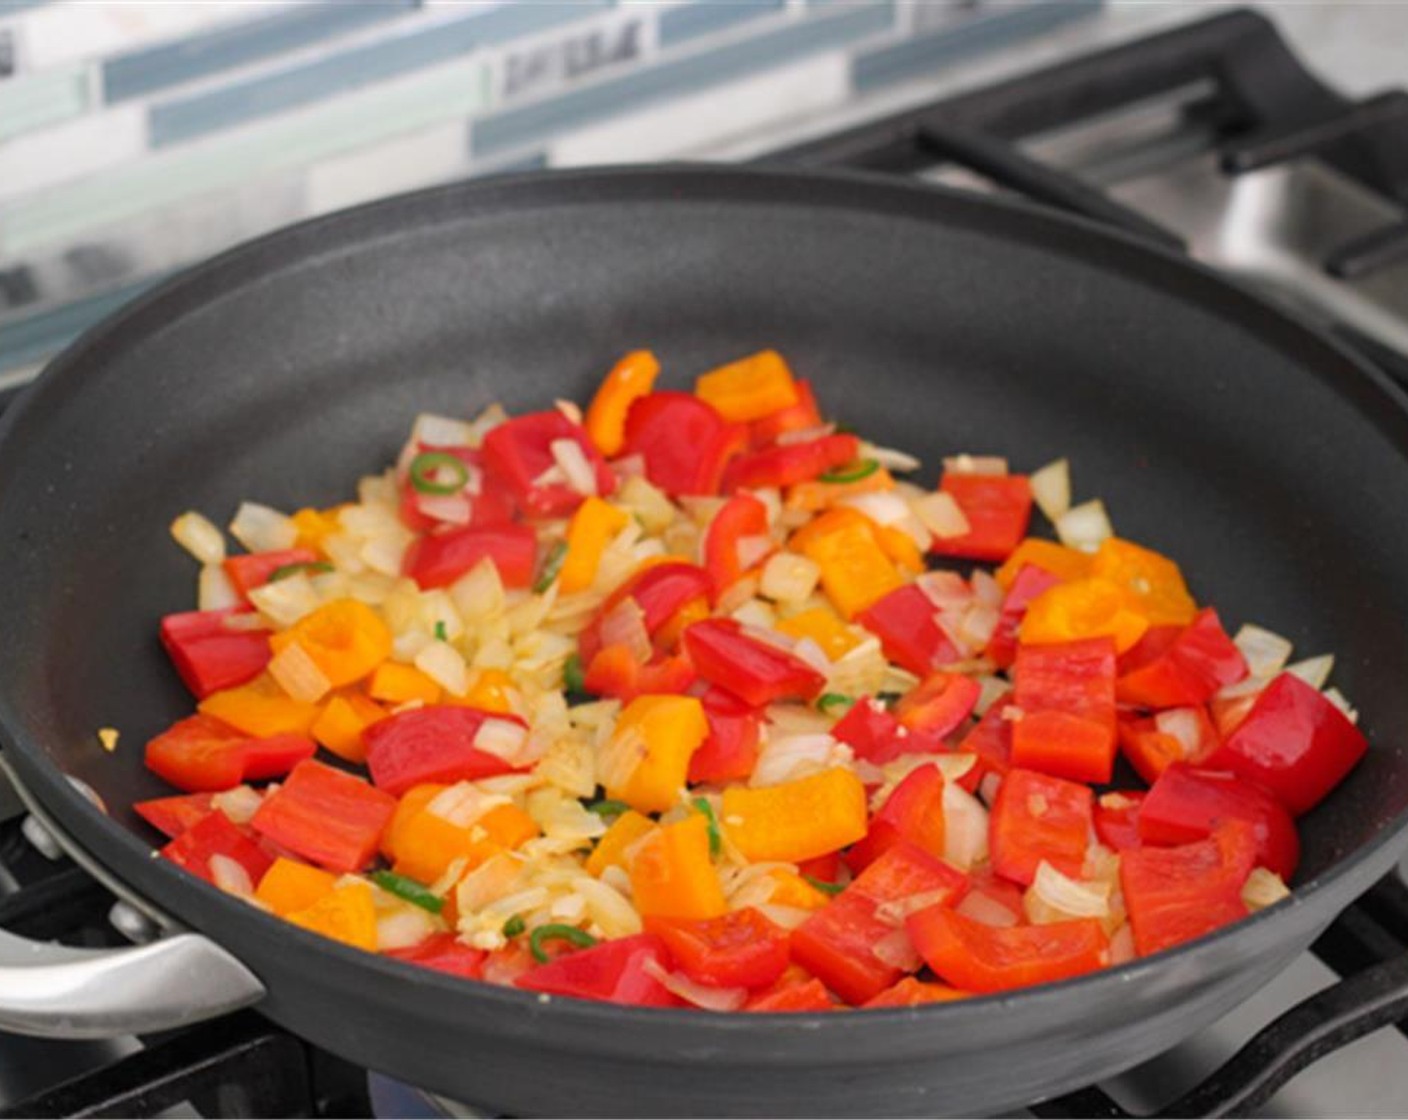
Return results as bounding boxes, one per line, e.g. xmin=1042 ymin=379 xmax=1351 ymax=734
xmin=3 ymin=161 xmax=1408 ymax=1043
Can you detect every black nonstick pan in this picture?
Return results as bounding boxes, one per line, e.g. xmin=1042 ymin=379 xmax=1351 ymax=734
xmin=2 ymin=166 xmax=1408 ymax=1117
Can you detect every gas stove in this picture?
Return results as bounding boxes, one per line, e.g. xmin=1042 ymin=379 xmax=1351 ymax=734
xmin=3 ymin=6 xmax=1408 ymax=1118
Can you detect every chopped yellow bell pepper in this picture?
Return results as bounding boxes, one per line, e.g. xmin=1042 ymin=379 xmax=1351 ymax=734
xmin=776 ymin=606 xmax=859 ymax=660
xmin=290 ymin=506 xmax=345 ymax=555
xmin=1020 ymin=577 xmax=1150 ymax=653
xmin=1090 ymin=538 xmax=1198 ymax=626
xmin=605 ymin=695 xmax=708 ymax=814
xmin=695 ymin=349 xmax=800 ymax=423
xmin=393 ymin=802 xmax=539 ymax=886
xmin=286 ymin=880 xmax=377 ymax=951
xmin=722 ymin=767 xmax=868 ymax=863
xmin=199 ymin=672 xmax=320 ymax=737
xmin=311 ymin=692 xmax=386 ymax=764
xmin=269 ymin=599 xmax=391 ymax=688
xmin=585 ymin=809 xmax=656 ymax=877
xmin=995 ymin=538 xmax=1093 ymax=590
xmin=255 ymin=857 xmax=338 ymax=916
xmin=368 ymin=662 xmax=442 ymax=706
xmin=585 ymin=350 xmax=660 ymax=456
xmin=559 ymin=497 xmax=630 ymax=594
xmin=629 ymin=816 xmax=727 ymax=921
xmin=793 ymin=509 xmax=903 ymax=619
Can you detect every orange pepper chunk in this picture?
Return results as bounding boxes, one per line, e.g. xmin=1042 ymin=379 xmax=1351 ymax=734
xmin=776 ymin=607 xmax=859 ymax=660
xmin=1020 ymin=577 xmax=1150 ymax=653
xmin=653 ymin=596 xmax=710 ymax=654
xmin=380 ymin=783 xmax=447 ymax=861
xmin=785 ymin=467 xmax=895 ymax=512
xmin=629 ymin=816 xmax=727 ymax=921
xmin=585 ymin=350 xmax=660 ymax=457
xmin=368 ymin=662 xmax=442 ymax=706
xmin=198 ymin=672 xmax=320 ymax=737
xmin=995 ymin=538 xmax=1093 ymax=590
xmin=585 ymin=809 xmax=656 ymax=877
xmin=793 ymin=509 xmax=903 ymax=619
xmin=255 ymin=857 xmax=338 ymax=916
xmin=311 ymin=692 xmax=387 ymax=765
xmin=268 ymin=599 xmax=391 ymax=689
xmin=559 ymin=497 xmax=631 ymax=594
xmin=286 ymin=881 xmax=377 ymax=951
xmin=605 ymin=695 xmax=709 ymax=814
xmin=768 ymin=869 xmax=831 ymax=911
xmin=1089 ymin=538 xmax=1198 ymax=627
xmin=393 ymin=801 xmax=539 ymax=886
xmin=290 ymin=506 xmax=345 ymax=555
xmin=453 ymin=669 xmax=520 ymax=716
xmin=876 ymin=524 xmax=924 ymax=574
xmin=694 ymin=349 xmax=800 ymax=423
xmin=722 ymin=767 xmax=868 ymax=863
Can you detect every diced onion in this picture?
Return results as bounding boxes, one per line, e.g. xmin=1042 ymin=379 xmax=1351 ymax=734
xmin=912 ymin=491 xmax=971 ymax=539
xmin=551 ymin=438 xmax=598 ymax=497
xmin=958 ymin=603 xmax=1000 ymax=649
xmin=1324 ymin=687 xmax=1359 ymax=724
xmin=871 ymin=928 xmax=923 ymax=972
xmin=1109 ymin=924 xmax=1136 ymax=966
xmin=1030 ymin=458 xmax=1071 ymax=521
xmin=555 ymin=398 xmax=584 ymax=425
xmin=731 ymin=599 xmax=776 ymax=631
xmin=916 ymin=570 xmax=972 ymax=609
xmin=1028 ymin=861 xmax=1111 ymax=922
xmin=428 ymin=783 xmax=511 ymax=828
xmin=416 ymin=493 xmax=473 ymax=525
xmin=212 ymin=785 xmax=263 ymax=825
xmin=415 ymin=640 xmax=468 ymax=696
xmin=1286 ymin=654 xmax=1334 ymax=691
xmin=875 ymin=889 xmax=955 ymax=929
xmin=475 ymin=718 xmax=530 ymax=764
xmin=229 ymin=502 xmax=299 ymax=553
xmin=248 ymin=572 xmax=321 ymax=627
xmin=956 ymin=890 xmax=1019 ymax=928
xmin=1242 ymin=867 xmax=1291 ymax=911
xmin=1154 ymin=708 xmax=1201 ymax=757
xmin=791 ymin=637 xmax=832 ymax=675
xmin=838 ymin=490 xmax=910 ymax=527
xmin=1055 ymin=499 xmax=1113 ymax=553
xmin=776 ymin=423 xmax=835 ymax=446
xmin=735 ymin=533 xmax=776 ymax=573
xmin=198 ymin=564 xmax=242 ymax=611
xmin=209 ymin=855 xmax=254 ymax=896
xmin=756 ymin=904 xmax=812 ymax=931
xmin=973 ymin=675 xmax=1007 ymax=716
xmin=376 ymin=907 xmax=439 ymax=952
xmin=859 ymin=442 xmax=921 ymax=473
xmin=641 ymin=958 xmax=747 ymax=1011
xmin=452 ymin=558 xmax=506 ymax=620
xmin=599 ymin=598 xmax=652 ymax=665
xmin=413 ymin=412 xmax=475 ymax=448
xmin=942 ymin=781 xmax=989 ymax=871
xmin=171 ymin=511 xmax=226 ymax=565
xmin=750 ymin=735 xmax=848 ymax=788
xmin=598 ymin=724 xmax=648 ymax=794
xmin=1234 ymin=624 xmax=1293 ymax=679
xmin=465 ymin=403 xmax=509 ymax=446
xmin=267 ymin=640 xmax=332 ymax=703
xmin=943 ymin=454 xmax=1008 ymax=477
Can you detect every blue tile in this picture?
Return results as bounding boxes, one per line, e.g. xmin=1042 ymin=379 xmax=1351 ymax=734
xmin=103 ymin=2 xmax=418 ymax=105
xmin=473 ymin=1 xmax=894 ymax=157
xmin=852 ymin=0 xmax=1102 ymax=92
xmin=150 ymin=1 xmax=609 ymax=148
xmin=658 ymin=0 xmax=786 ymax=48
xmin=0 ymin=0 xmax=47 ymax=15
xmin=0 ymin=275 xmax=165 ymax=376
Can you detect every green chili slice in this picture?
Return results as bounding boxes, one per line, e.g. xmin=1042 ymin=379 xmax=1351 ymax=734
xmin=502 ymin=915 xmax=526 ymax=939
xmin=534 ymin=541 xmax=568 ymax=593
xmin=691 ymin=796 xmax=722 ymax=858
xmin=876 ymin=690 xmax=904 ymax=708
xmin=563 ymin=653 xmax=586 ymax=695
xmin=804 ymin=875 xmax=846 ymax=897
xmin=409 ymin=451 xmax=470 ymax=496
xmin=434 ymin=620 xmax=448 ymax=643
xmin=819 ymin=458 xmax=879 ymax=484
xmin=371 ymin=871 xmax=444 ymax=915
xmin=817 ymin=692 xmax=855 ymax=716
xmin=269 ymin=560 xmax=334 ymax=582
xmin=586 ymin=798 xmax=631 ymax=817
xmin=530 ymin=924 xmax=599 ymax=964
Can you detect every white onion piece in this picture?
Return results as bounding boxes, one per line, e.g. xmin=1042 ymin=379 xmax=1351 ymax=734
xmin=377 ymin=908 xmax=440 ymax=952
xmin=598 ymin=724 xmax=648 ymax=795
xmin=1242 ymin=867 xmax=1291 ymax=911
xmin=1324 ymin=687 xmax=1359 ymax=724
xmin=641 ymin=959 xmax=747 ymax=1011
xmin=973 ymin=675 xmax=1007 ymax=717
xmin=759 ymin=552 xmax=820 ymax=603
xmin=916 ymin=570 xmax=973 ymax=609
xmin=249 ymin=572 xmax=320 ymax=627
xmin=735 ymin=533 xmax=776 ymax=571
xmin=1154 ymin=708 xmax=1202 ymax=758
xmin=428 ymin=783 xmax=511 ymax=828
xmin=209 ymin=855 xmax=254 ymax=897
xmin=1028 ymin=861 xmax=1111 ymax=921
xmin=871 ymin=928 xmax=923 ymax=972
xmin=268 ymin=641 xmax=332 ymax=703
xmin=1216 ymin=674 xmax=1270 ymax=700
xmin=465 ymin=403 xmax=508 ymax=446
xmin=1234 ymin=624 xmax=1293 ymax=679
xmin=599 ymin=598 xmax=652 ymax=665
xmin=198 ymin=564 xmax=242 ymax=611
xmin=413 ymin=412 xmax=475 ymax=448
xmin=1286 ymin=654 xmax=1334 ymax=691
xmin=859 ymin=442 xmax=921 ymax=473
xmin=212 ymin=785 xmax=263 ymax=825
xmin=791 ymin=637 xmax=832 ymax=676
xmin=912 ymin=491 xmax=971 ymax=539
xmin=415 ymin=641 xmax=468 ymax=697
xmin=554 ymin=398 xmax=584 ymax=425
xmin=171 ymin=511 xmax=226 ymax=565
xmin=756 ymin=903 xmax=812 ymax=931
xmin=970 ymin=569 xmax=1003 ymax=609
xmin=959 ymin=603 xmax=1000 ymax=649
xmin=875 ymin=889 xmax=955 ymax=929
xmin=978 ymin=772 xmax=1002 ymax=806
xmin=956 ymin=890 xmax=1019 ymax=928
xmin=551 ymin=438 xmax=598 ymax=497
xmin=776 ymin=423 xmax=835 ymax=446
xmin=1055 ymin=499 xmax=1113 ymax=553
xmin=942 ymin=454 xmax=1008 ymax=477
xmin=475 ymin=718 xmax=530 ymax=764
xmin=838 ymin=490 xmax=911 ymax=527
xmin=416 ymin=493 xmax=472 ymax=525
xmin=1030 ymin=458 xmax=1071 ymax=521
xmin=1109 ymin=924 xmax=1136 ymax=966
xmin=942 ymin=782 xmax=989 ymax=871
xmin=229 ymin=502 xmax=299 ymax=553
xmin=750 ymin=736 xmax=848 ymax=788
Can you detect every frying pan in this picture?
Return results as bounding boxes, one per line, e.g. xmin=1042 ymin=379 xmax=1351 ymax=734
xmin=2 ymin=166 xmax=1408 ymax=1118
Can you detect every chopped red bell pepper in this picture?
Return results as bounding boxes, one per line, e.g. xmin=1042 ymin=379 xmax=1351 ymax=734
xmin=1011 ymin=637 xmax=1117 ymax=784
xmin=1120 ymin=821 xmax=1256 ymax=956
xmin=578 ymin=562 xmax=714 ymax=665
xmin=1116 ymin=608 xmax=1247 ymax=709
xmin=791 ymin=841 xmax=967 ymax=1006
xmin=895 ymin=673 xmax=981 ymax=739
xmin=622 ymin=392 xmax=744 ymax=496
xmin=1208 ymin=672 xmax=1368 ymax=816
xmin=250 ymin=758 xmax=396 ymax=873
xmin=159 ymin=609 xmax=271 ymax=699
xmin=687 ymin=687 xmax=762 ymax=784
xmin=135 ymin=791 xmax=217 ymax=838
xmin=722 ymin=433 xmax=860 ymax=492
xmin=1012 ymin=710 xmax=1117 ymax=786
xmin=985 ymin=565 xmax=1062 ymax=670
xmin=481 ymin=410 xmax=615 ymax=517
xmin=744 ymin=976 xmax=834 ymax=1012
xmin=364 ymin=705 xmax=526 ymax=796
xmin=516 ymin=933 xmax=681 ymax=1007
xmin=223 ymin=548 xmax=321 ymax=601
xmin=385 ymin=933 xmax=487 ymax=980
xmin=1139 ymin=764 xmax=1299 ymax=880
xmin=862 ymin=977 xmax=968 ymax=1007
xmin=398 ymin=446 xmax=515 ymax=533
xmin=703 ymin=494 xmax=771 ymax=594
xmin=797 ymin=851 xmax=843 ymax=885
xmin=582 ymin=646 xmax=698 ymax=702
xmin=956 ymin=694 xmax=1014 ymax=794
xmin=831 ymin=697 xmax=921 ymax=766
xmin=1118 ymin=706 xmax=1219 ymax=785
xmin=682 ymin=618 xmax=826 ymax=707
xmin=1093 ymin=791 xmax=1146 ymax=853
xmin=906 ymin=907 xmax=1108 ymax=993
xmin=646 ymin=907 xmax=790 ymax=989
xmin=145 ymin=714 xmax=316 ymax=793
xmin=845 ymin=762 xmax=945 ymax=873
xmin=927 ymin=474 xmax=1033 ymax=563
xmin=402 ymin=522 xmax=537 ymax=591
xmin=162 ymin=809 xmax=273 ymax=888
xmin=989 ymin=768 xmax=1093 ymax=886
xmin=748 ymin=379 xmax=822 ymax=447
xmin=856 ymin=584 xmax=960 ymax=678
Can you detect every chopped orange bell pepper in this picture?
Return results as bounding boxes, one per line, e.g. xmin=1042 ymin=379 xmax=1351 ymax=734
xmin=722 ymin=767 xmax=868 ymax=863
xmin=1021 ymin=577 xmax=1150 ymax=653
xmin=1090 ymin=538 xmax=1198 ymax=626
xmin=268 ymin=599 xmax=391 ymax=688
xmin=290 ymin=506 xmax=345 ymax=555
xmin=995 ymin=538 xmax=1093 ymax=590
xmin=454 ymin=669 xmax=520 ymax=715
xmin=559 ymin=497 xmax=631 ymax=594
xmin=585 ymin=350 xmax=660 ymax=456
xmin=393 ymin=801 xmax=539 ymax=885
xmin=369 ymin=662 xmax=442 ymax=706
xmin=876 ymin=524 xmax=924 ymax=574
xmin=629 ymin=816 xmax=727 ymax=921
xmin=785 ymin=466 xmax=895 ymax=512
xmin=605 ymin=694 xmax=709 ymax=814
xmin=380 ymin=783 xmax=447 ymax=861
xmin=286 ymin=880 xmax=377 ymax=950
xmin=255 ymin=857 xmax=338 ymax=916
xmin=793 ymin=509 xmax=903 ymax=619
xmin=653 ymin=596 xmax=710 ymax=654
xmin=198 ymin=672 xmax=320 ymax=737
xmin=694 ymin=349 xmax=800 ymax=423
xmin=768 ymin=869 xmax=831 ymax=910
xmin=585 ymin=808 xmax=656 ymax=877
xmin=311 ymin=692 xmax=387 ymax=764
xmin=776 ymin=607 xmax=859 ymax=660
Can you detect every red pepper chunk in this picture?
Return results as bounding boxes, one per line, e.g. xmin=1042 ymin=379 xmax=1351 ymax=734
xmin=831 ymin=697 xmax=917 ymax=766
xmin=385 ymin=933 xmax=487 ymax=980
xmin=723 ymin=433 xmax=860 ymax=493
xmin=857 ymin=584 xmax=959 ymax=677
xmin=398 ymin=446 xmax=515 ymax=533
xmin=1208 ymin=672 xmax=1368 ymax=816
xmin=145 ymin=714 xmax=316 ymax=793
xmin=687 ymin=687 xmax=762 ymax=784
xmin=162 ymin=810 xmax=273 ymax=888
xmin=989 ymin=768 xmax=1093 ymax=886
xmin=647 ymin=908 xmax=790 ymax=990
xmin=1012 ymin=637 xmax=1117 ymax=784
xmin=223 ymin=548 xmax=320 ymax=600
xmin=160 ymin=609 xmax=271 ymax=699
xmin=956 ymin=695 xmax=1014 ymax=794
xmin=862 ymin=978 xmax=968 ymax=1008
xmin=895 ymin=673 xmax=981 ymax=740
xmin=251 ymin=759 xmax=396 ymax=873
xmin=1120 ymin=821 xmax=1257 ymax=957
xmin=985 ymin=565 xmax=1062 ymax=670
xmin=906 ymin=908 xmax=1108 ymax=993
xmin=135 ymin=792 xmax=217 ymax=838
xmin=928 ymin=474 xmax=1032 ymax=563
xmin=1118 ymin=706 xmax=1219 ymax=785
xmin=683 ymin=618 xmax=825 ymax=707
xmin=745 ymin=976 xmax=834 ymax=1012
xmin=402 ymin=523 xmax=537 ymax=591
xmin=578 ymin=562 xmax=714 ymax=665
xmin=582 ymin=646 xmax=697 ymax=703
xmin=516 ymin=933 xmax=681 ymax=1007
xmin=1116 ymin=608 xmax=1247 ymax=709
xmin=704 ymin=494 xmax=771 ymax=594
xmin=1093 ymin=791 xmax=1146 ymax=853
xmin=622 ymin=392 xmax=744 ymax=497
xmin=1139 ymin=765 xmax=1300 ymax=880
xmin=481 ymin=410 xmax=615 ymax=517
xmin=845 ymin=762 xmax=945 ymax=873
xmin=749 ymin=379 xmax=822 ymax=447
xmin=364 ymin=706 xmax=526 ymax=796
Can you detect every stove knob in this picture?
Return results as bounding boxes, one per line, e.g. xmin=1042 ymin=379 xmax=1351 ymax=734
xmin=108 ymin=900 xmax=161 ymax=944
xmin=20 ymin=814 xmax=64 ymax=861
